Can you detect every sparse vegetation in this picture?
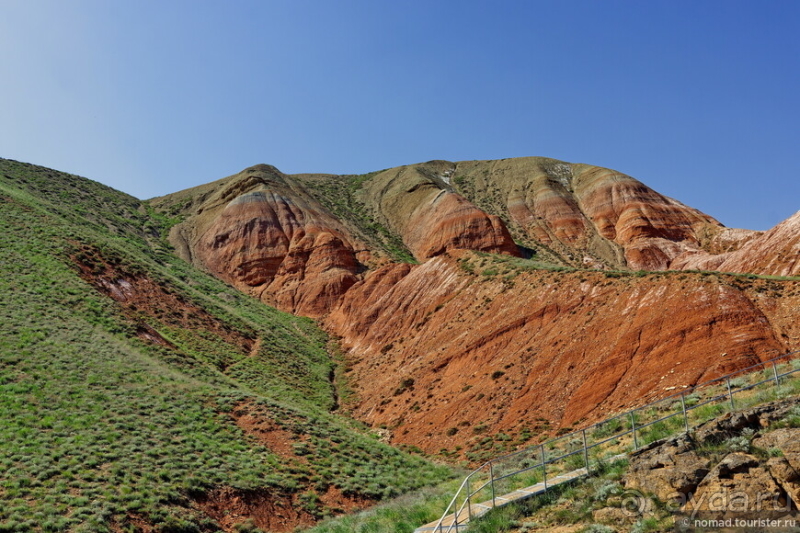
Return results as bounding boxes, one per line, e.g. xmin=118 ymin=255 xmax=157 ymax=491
xmin=299 ymin=172 xmax=417 ymax=263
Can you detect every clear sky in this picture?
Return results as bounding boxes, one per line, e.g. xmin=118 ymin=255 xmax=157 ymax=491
xmin=1 ymin=1 xmax=798 ymax=230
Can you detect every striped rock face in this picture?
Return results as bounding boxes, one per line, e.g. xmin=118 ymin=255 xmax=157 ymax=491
xmin=673 ymin=210 xmax=800 ymax=277
xmin=324 ymin=254 xmax=800 ymax=458
xmin=156 ymin=158 xmax=800 ymax=460
xmin=356 ymin=162 xmax=521 ymax=261
xmin=196 ymin=188 xmax=362 ymax=317
xmin=447 ymin=158 xmax=727 ymax=271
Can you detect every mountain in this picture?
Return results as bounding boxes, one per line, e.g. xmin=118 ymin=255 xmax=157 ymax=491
xmin=0 ymin=158 xmax=451 ymax=532
xmin=1 ymin=154 xmax=798 ymax=531
xmin=154 ymin=157 xmax=800 ymax=462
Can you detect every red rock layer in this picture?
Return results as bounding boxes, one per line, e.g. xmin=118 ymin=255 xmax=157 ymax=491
xmin=405 ymin=191 xmax=519 ymax=259
xmin=324 ymin=253 xmax=800 ymax=456
xmin=360 ymin=164 xmax=520 ymax=261
xmin=573 ymin=167 xmax=720 ymax=270
xmin=196 ymin=189 xmax=361 ymax=317
xmin=456 ymin=158 xmax=723 ymax=270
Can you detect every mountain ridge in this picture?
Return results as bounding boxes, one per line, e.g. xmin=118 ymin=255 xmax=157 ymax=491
xmin=151 ymin=156 xmax=800 ymax=460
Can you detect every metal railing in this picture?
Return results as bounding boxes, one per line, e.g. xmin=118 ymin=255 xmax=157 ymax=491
xmin=428 ymin=350 xmax=800 ymax=532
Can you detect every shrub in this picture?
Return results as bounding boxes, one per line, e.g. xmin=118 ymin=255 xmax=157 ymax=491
xmin=724 ymin=428 xmax=756 ymax=453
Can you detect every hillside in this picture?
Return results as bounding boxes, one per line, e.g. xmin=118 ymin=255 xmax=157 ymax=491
xmin=153 ymin=157 xmax=800 ymax=462
xmin=1 ymin=154 xmax=798 ymax=531
xmin=0 ymin=159 xmax=451 ymax=531
xmin=459 ymin=395 xmax=800 ymax=533
xmin=325 ymin=252 xmax=800 ymax=458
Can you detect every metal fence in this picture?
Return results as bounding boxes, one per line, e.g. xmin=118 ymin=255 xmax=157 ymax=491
xmin=429 ymin=350 xmax=800 ymax=532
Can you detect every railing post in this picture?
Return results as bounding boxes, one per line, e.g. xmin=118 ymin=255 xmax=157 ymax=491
xmin=582 ymin=429 xmax=589 ymax=474
xmin=466 ymin=476 xmax=472 ymax=521
xmin=680 ymin=392 xmax=690 ymax=434
xmin=630 ymin=412 xmax=639 ymax=450
xmin=541 ymin=444 xmax=547 ymax=489
xmin=773 ymin=361 xmax=780 ymax=386
xmin=490 ymin=462 xmax=496 ymax=508
xmin=727 ymin=377 xmax=735 ymax=410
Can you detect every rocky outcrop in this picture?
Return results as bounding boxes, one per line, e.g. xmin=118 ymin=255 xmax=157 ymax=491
xmin=359 ymin=163 xmax=520 ymax=260
xmin=674 ymin=211 xmax=800 ymax=277
xmin=196 ymin=190 xmax=361 ymax=317
xmin=154 ymin=158 xmax=799 ymax=324
xmin=323 ymin=253 xmax=800 ymax=456
xmin=157 ymin=165 xmax=366 ymax=317
xmin=155 ymin=163 xmax=521 ymax=315
xmin=450 ymin=158 xmax=725 ymax=270
xmin=624 ymin=435 xmax=711 ymax=501
xmin=684 ymin=452 xmax=787 ymax=513
xmin=623 ymin=398 xmax=800 ymax=515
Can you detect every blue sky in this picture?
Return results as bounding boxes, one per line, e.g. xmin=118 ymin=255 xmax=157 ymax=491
xmin=1 ymin=1 xmax=798 ymax=230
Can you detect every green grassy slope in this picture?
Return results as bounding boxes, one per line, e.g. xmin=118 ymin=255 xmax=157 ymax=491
xmin=0 ymin=159 xmax=451 ymax=531
xmin=293 ymin=172 xmax=417 ymax=264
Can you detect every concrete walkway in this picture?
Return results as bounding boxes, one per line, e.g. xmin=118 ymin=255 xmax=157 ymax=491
xmin=413 ymin=467 xmax=589 ymax=532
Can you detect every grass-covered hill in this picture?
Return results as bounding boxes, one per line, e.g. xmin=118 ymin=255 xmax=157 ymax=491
xmin=0 ymin=158 xmax=452 ymax=532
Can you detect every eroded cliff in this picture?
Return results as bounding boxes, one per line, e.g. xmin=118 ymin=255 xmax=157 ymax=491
xmin=152 ymin=157 xmax=800 ymax=461
xmin=324 ymin=252 xmax=800 ymax=457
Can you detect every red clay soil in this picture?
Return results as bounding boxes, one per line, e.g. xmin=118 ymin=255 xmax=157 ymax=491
xmin=194 ymin=487 xmax=317 ymax=533
xmin=193 ymin=484 xmax=371 ymax=533
xmin=221 ymin=400 xmax=374 ymax=530
xmin=324 ymin=252 xmax=800 ymax=458
xmin=71 ymin=244 xmax=255 ymax=352
xmin=228 ymin=400 xmax=306 ymax=462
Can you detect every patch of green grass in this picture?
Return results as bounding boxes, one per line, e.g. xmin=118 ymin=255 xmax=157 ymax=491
xmin=299 ymin=172 xmax=417 ymax=263
xmin=305 ymin=479 xmax=464 ymax=533
xmin=770 ymin=405 xmax=800 ymax=429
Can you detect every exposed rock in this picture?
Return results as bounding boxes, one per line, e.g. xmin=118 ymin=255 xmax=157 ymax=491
xmin=754 ymin=427 xmax=800 ymax=452
xmin=360 ymin=164 xmax=520 ymax=260
xmin=674 ymin=211 xmax=800 ymax=277
xmin=695 ymin=225 xmax=763 ymax=256
xmin=767 ymin=457 xmax=800 ymax=509
xmin=692 ymin=410 xmax=763 ymax=445
xmin=323 ymin=254 xmax=799 ymax=455
xmin=685 ymin=453 xmax=787 ymax=514
xmin=156 ymin=163 xmax=521 ymax=315
xmin=450 ymin=158 xmax=723 ymax=270
xmin=621 ymin=399 xmax=800 ymax=519
xmin=197 ymin=189 xmax=360 ymax=317
xmin=154 ymin=158 xmax=800 ymax=325
xmin=158 ymin=165 xmax=365 ymax=317
xmin=625 ymin=435 xmax=711 ymax=501
xmin=592 ymin=506 xmax=633 ymax=525
xmin=754 ymin=427 xmax=800 ymax=476
xmin=694 ymin=399 xmax=800 ymax=445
